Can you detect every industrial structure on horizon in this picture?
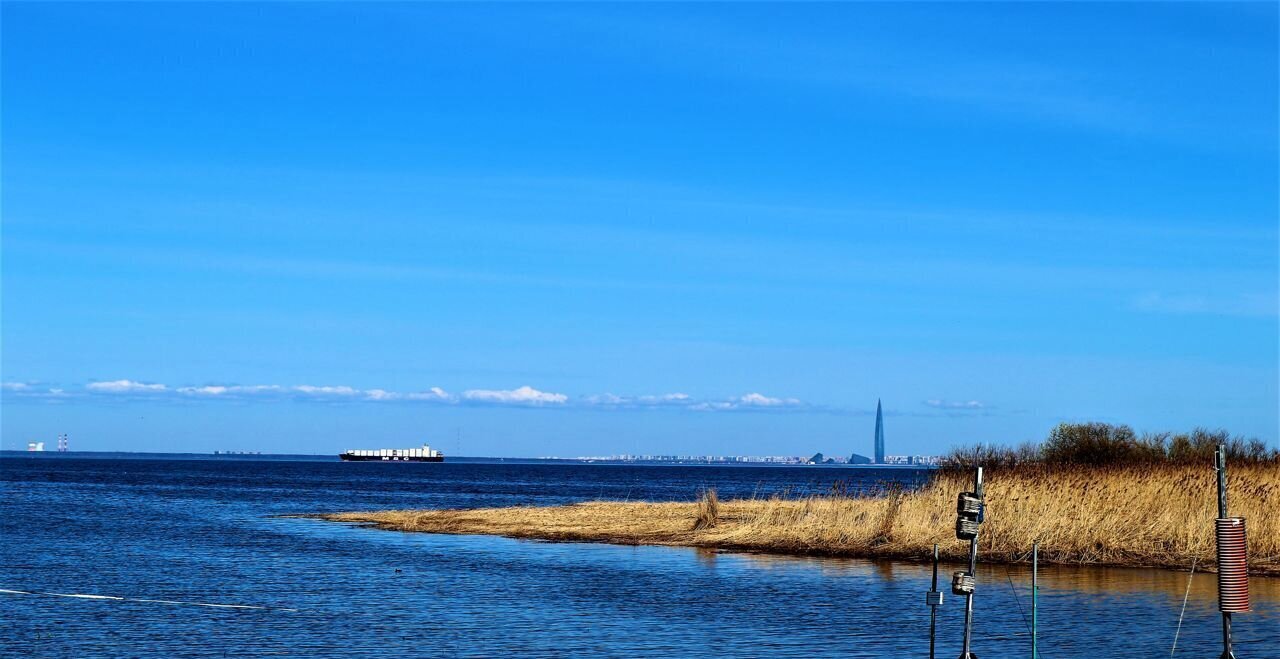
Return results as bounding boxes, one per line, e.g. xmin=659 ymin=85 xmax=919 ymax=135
xmin=846 ymin=399 xmax=887 ymax=465
xmin=874 ymin=398 xmax=885 ymax=464
xmin=845 ymin=399 xmax=940 ymax=466
xmin=25 ymin=434 xmax=68 ymax=453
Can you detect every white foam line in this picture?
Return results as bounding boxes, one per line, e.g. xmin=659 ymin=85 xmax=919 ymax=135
xmin=185 ymin=602 xmax=299 ymax=612
xmin=135 ymin=598 xmax=295 ymax=611
xmin=2 ymin=588 xmax=295 ymax=611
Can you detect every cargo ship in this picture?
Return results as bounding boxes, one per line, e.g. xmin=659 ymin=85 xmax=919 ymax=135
xmin=340 ymin=443 xmax=444 ymax=462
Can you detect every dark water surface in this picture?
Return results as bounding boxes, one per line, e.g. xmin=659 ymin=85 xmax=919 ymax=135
xmin=1 ymin=454 xmax=1276 ymax=657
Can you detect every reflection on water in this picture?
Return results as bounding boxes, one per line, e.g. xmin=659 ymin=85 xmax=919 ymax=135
xmin=735 ymin=550 xmax=1280 ymax=607
xmin=710 ymin=550 xmax=1279 ymax=656
xmin=1 ymin=455 xmax=1276 ymax=658
xmin=694 ymin=545 xmax=720 ymax=569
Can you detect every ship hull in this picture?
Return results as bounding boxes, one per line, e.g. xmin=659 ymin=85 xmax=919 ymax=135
xmin=339 ymin=454 xmax=444 ymax=462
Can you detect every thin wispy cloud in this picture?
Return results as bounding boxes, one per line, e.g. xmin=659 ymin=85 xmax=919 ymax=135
xmin=1 ymin=382 xmax=68 ymax=399
xmin=1130 ymin=292 xmax=1278 ymax=318
xmin=690 ymin=393 xmax=806 ymax=412
xmin=924 ymin=399 xmax=986 ymax=410
xmin=638 ymin=393 xmax=691 ymax=404
xmin=582 ymin=392 xmax=691 ymax=408
xmin=558 ymin=11 xmax=1254 ymax=149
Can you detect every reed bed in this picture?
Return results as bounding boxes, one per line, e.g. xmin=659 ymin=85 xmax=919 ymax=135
xmin=319 ymin=463 xmax=1278 ymax=574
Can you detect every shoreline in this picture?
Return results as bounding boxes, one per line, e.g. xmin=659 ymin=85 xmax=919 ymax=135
xmin=308 ymin=463 xmax=1278 ymax=576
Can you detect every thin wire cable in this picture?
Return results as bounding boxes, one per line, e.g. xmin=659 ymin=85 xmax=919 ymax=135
xmin=1170 ymin=556 xmax=1198 ymax=657
xmin=1003 ymin=558 xmax=1051 ymax=659
xmin=1004 ymin=562 xmax=1033 ymax=634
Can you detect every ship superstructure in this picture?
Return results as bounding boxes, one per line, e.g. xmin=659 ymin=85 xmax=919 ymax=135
xmin=340 ymin=444 xmax=443 ymax=462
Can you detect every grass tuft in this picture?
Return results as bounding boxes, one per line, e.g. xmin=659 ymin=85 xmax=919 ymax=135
xmin=693 ymin=488 xmax=719 ymax=531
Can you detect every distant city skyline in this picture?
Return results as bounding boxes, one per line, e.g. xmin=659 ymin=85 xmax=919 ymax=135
xmin=3 ymin=3 xmax=1276 ymax=456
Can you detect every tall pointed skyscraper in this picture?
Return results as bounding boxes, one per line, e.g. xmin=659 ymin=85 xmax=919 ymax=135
xmin=874 ymin=399 xmax=885 ymax=464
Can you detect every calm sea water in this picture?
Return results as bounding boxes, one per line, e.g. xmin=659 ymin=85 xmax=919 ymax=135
xmin=1 ymin=454 xmax=1276 ymax=657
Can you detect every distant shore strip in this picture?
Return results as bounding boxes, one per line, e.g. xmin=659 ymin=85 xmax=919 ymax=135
xmin=311 ymin=463 xmax=1278 ymax=575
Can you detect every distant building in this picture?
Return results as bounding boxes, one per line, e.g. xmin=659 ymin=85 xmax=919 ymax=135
xmin=27 ymin=441 xmax=44 ymax=452
xmin=570 ymin=454 xmax=806 ymax=464
xmin=848 ymin=453 xmax=873 ymax=465
xmin=874 ymin=399 xmax=885 ymax=464
xmin=884 ymin=455 xmax=943 ymax=467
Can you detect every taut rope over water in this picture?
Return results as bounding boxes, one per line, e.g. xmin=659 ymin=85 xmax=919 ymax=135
xmin=1170 ymin=556 xmax=1197 ymax=656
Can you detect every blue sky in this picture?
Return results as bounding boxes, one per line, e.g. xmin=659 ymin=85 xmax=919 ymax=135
xmin=2 ymin=3 xmax=1276 ymax=456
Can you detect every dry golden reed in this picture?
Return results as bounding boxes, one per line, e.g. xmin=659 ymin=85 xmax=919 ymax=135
xmin=319 ymin=463 xmax=1278 ymax=574
xmin=692 ymin=488 xmax=720 ymax=531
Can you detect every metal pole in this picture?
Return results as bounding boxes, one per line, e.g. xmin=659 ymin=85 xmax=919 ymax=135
xmin=1216 ymin=445 xmax=1235 ymax=659
xmin=929 ymin=543 xmax=940 ymax=659
xmin=960 ymin=466 xmax=983 ymax=659
xmin=1032 ymin=542 xmax=1038 ymax=659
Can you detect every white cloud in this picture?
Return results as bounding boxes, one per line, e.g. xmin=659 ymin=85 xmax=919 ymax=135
xmin=463 ymin=385 xmax=568 ymax=405
xmin=292 ymin=385 xmax=360 ymax=396
xmin=736 ymin=392 xmax=802 ymax=407
xmin=689 ymin=393 xmax=806 ymax=412
xmin=1 ymin=382 xmax=31 ymax=391
xmin=360 ymin=387 xmax=453 ymax=402
xmin=179 ymin=385 xmax=228 ymax=396
xmin=87 ymin=380 xmax=167 ymax=393
xmin=402 ymin=387 xmax=453 ymax=402
xmin=241 ymin=385 xmax=284 ymax=394
xmin=924 ymin=399 xmax=986 ymax=410
xmin=177 ymin=385 xmax=286 ymax=396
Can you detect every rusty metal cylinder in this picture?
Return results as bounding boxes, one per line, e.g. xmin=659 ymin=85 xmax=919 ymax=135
xmin=1215 ymin=517 xmax=1249 ymax=613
